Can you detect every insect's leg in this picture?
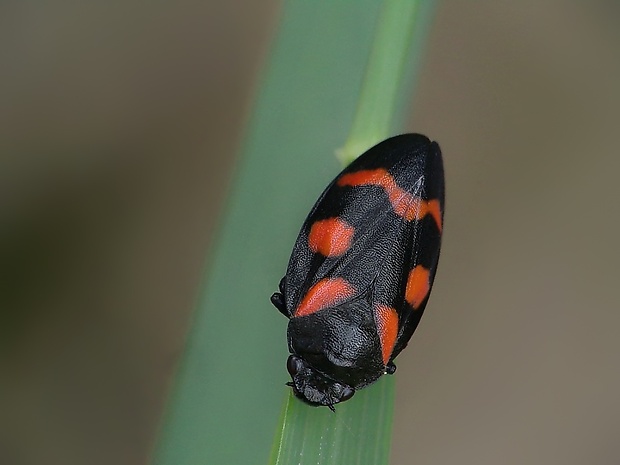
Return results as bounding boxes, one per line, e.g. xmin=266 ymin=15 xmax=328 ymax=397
xmin=278 ymin=276 xmax=286 ymax=294
xmin=271 ymin=276 xmax=291 ymax=318
xmin=385 ymin=362 xmax=397 ymax=375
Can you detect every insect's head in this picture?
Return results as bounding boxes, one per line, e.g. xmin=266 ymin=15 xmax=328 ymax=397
xmin=285 ymin=354 xmax=355 ymax=409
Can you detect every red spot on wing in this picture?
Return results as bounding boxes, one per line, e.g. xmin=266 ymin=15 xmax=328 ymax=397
xmin=405 ymin=265 xmax=431 ymax=309
xmin=338 ymin=169 xmax=443 ymax=231
xmin=375 ymin=304 xmax=399 ymax=364
xmin=308 ymin=218 xmax=355 ymax=257
xmin=295 ymin=278 xmax=356 ymax=317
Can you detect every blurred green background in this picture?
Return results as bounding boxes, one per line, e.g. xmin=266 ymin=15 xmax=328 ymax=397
xmin=2 ymin=2 xmax=620 ymax=464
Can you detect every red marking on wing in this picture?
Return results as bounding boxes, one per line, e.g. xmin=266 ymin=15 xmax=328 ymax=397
xmin=308 ymin=218 xmax=355 ymax=257
xmin=424 ymin=199 xmax=443 ymax=234
xmin=295 ymin=278 xmax=356 ymax=317
xmin=338 ymin=169 xmax=443 ymax=231
xmin=375 ymin=304 xmax=399 ymax=364
xmin=405 ymin=265 xmax=431 ymax=309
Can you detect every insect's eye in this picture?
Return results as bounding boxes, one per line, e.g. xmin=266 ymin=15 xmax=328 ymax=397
xmin=340 ymin=386 xmax=354 ymax=402
xmin=287 ymin=355 xmax=304 ymax=377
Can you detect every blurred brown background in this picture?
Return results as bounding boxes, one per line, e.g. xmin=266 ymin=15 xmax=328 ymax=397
xmin=1 ymin=2 xmax=619 ymax=465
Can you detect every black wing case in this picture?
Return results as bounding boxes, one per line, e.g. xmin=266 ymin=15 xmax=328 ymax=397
xmin=389 ymin=136 xmax=443 ymax=359
xmin=283 ymin=133 xmax=444 ymax=360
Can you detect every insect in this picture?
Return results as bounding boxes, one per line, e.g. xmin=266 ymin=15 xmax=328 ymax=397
xmin=271 ymin=133 xmax=444 ymax=409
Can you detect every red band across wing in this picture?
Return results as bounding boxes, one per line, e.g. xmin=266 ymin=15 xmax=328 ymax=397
xmin=338 ymin=169 xmax=442 ymax=231
xmin=308 ymin=218 xmax=355 ymax=257
xmin=374 ymin=304 xmax=399 ymax=364
xmin=295 ymin=278 xmax=356 ymax=317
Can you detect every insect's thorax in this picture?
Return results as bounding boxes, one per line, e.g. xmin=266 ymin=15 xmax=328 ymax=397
xmin=287 ymin=300 xmax=385 ymax=389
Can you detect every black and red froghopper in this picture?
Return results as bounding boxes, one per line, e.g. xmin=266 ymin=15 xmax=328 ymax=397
xmin=271 ymin=134 xmax=444 ymax=409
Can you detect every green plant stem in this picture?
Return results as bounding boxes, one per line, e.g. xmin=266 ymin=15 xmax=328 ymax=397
xmin=151 ymin=1 xmax=435 ymax=464
xmin=339 ymin=0 xmax=423 ymax=165
xmin=151 ymin=2 xmax=389 ymax=464
xmin=270 ymin=1 xmax=435 ymax=464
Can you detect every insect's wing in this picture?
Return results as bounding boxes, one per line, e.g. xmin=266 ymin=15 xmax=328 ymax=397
xmin=284 ymin=134 xmax=444 ymax=345
xmin=390 ymin=137 xmax=443 ymax=358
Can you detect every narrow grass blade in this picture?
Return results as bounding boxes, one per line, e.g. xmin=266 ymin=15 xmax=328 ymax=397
xmin=268 ymin=1 xmax=437 ymax=464
xmin=270 ymin=378 xmax=395 ymax=465
xmin=151 ymin=2 xmax=394 ymax=464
